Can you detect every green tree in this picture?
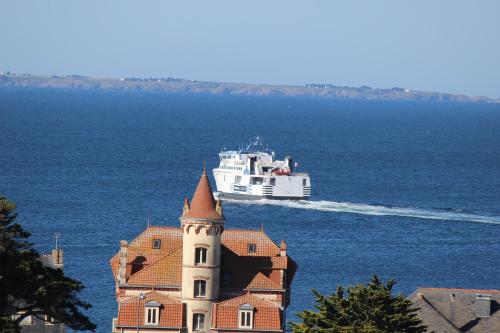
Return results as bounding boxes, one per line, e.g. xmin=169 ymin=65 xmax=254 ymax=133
xmin=291 ymin=276 xmax=426 ymax=333
xmin=0 ymin=196 xmax=96 ymax=332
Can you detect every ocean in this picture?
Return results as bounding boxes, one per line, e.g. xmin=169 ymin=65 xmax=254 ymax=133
xmin=1 ymin=87 xmax=500 ymax=332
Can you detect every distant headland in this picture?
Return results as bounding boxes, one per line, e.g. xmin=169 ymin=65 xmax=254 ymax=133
xmin=1 ymin=72 xmax=497 ymax=103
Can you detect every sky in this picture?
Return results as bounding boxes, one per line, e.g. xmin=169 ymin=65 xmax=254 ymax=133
xmin=1 ymin=1 xmax=499 ymax=97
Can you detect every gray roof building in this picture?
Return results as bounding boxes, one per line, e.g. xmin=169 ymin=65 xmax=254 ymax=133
xmin=409 ymin=288 xmax=500 ymax=333
xmin=15 ymin=248 xmax=66 ymax=333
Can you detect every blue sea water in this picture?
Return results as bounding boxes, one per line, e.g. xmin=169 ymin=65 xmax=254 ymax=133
xmin=1 ymin=87 xmax=500 ymax=332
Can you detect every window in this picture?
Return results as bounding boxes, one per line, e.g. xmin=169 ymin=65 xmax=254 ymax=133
xmin=239 ymin=304 xmax=254 ymax=329
xmin=302 ymin=178 xmax=307 ymax=186
xmin=146 ymin=308 xmax=158 ymax=325
xmin=270 ymin=177 xmax=276 ymax=186
xmin=222 ymin=271 xmax=232 ymax=288
xmin=193 ymin=313 xmax=205 ymax=331
xmin=248 ymin=243 xmax=256 ymax=254
xmin=44 ymin=315 xmax=54 ymax=325
xmin=235 ymin=175 xmax=242 ymax=184
xmin=194 ymin=280 xmax=206 ymax=297
xmin=250 ymin=177 xmax=263 ymax=185
xmin=195 ymin=247 xmax=207 ymax=265
xmin=144 ymin=303 xmax=160 ymax=326
xmin=12 ymin=312 xmax=32 ymax=326
xmin=152 ymin=239 xmax=161 ymax=249
xmin=20 ymin=315 xmax=32 ymax=326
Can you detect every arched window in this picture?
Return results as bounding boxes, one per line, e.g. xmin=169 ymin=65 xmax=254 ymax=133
xmin=195 ymin=247 xmax=207 ymax=264
xmin=194 ymin=280 xmax=206 ymax=298
xmin=193 ymin=313 xmax=205 ymax=331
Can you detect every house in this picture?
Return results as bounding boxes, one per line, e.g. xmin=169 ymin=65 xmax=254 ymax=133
xmin=109 ymin=167 xmax=297 ymax=333
xmin=15 ymin=248 xmax=66 ymax=333
xmin=409 ymin=287 xmax=500 ymax=333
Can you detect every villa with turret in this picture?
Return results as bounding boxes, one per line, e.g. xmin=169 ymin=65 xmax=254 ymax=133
xmin=109 ymin=168 xmax=296 ymax=333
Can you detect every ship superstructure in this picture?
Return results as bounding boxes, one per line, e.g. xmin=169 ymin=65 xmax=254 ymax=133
xmin=213 ymin=138 xmax=311 ymax=200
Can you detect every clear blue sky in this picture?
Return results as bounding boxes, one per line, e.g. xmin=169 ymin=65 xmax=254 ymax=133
xmin=1 ymin=1 xmax=499 ymax=97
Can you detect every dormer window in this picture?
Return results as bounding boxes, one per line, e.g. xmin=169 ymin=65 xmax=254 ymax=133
xmin=144 ymin=301 xmax=161 ymax=325
xmin=194 ymin=280 xmax=206 ymax=298
xmin=152 ymin=239 xmax=161 ymax=249
xmin=248 ymin=243 xmax=256 ymax=254
xmin=239 ymin=304 xmax=254 ymax=329
xmin=195 ymin=247 xmax=207 ymax=264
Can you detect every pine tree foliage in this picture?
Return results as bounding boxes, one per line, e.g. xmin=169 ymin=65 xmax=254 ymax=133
xmin=291 ymin=276 xmax=426 ymax=333
xmin=0 ymin=196 xmax=96 ymax=332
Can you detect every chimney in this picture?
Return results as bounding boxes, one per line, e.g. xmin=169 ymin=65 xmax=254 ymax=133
xmin=280 ymin=239 xmax=287 ymax=257
xmin=215 ymin=199 xmax=223 ymax=216
xmin=449 ymin=293 xmax=456 ymax=324
xmin=475 ymin=294 xmax=491 ymax=318
xmin=51 ymin=248 xmax=64 ymax=268
xmin=183 ymin=197 xmax=190 ymax=214
xmin=118 ymin=240 xmax=128 ymax=286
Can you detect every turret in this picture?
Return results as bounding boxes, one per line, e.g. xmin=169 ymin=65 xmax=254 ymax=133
xmin=180 ymin=166 xmax=224 ymax=333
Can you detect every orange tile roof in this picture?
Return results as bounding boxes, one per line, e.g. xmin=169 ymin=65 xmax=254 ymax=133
xmin=212 ymin=294 xmax=282 ymax=331
xmin=129 ymin=226 xmax=183 ymax=252
xmin=109 ymin=248 xmax=167 ymax=283
xmin=222 ymin=229 xmax=280 ymax=257
xmin=127 ymin=247 xmax=182 ymax=287
xmin=110 ymin=226 xmax=296 ymax=292
xmin=182 ymin=169 xmax=224 ymax=221
xmin=246 ymin=272 xmax=281 ymax=290
xmin=116 ymin=291 xmax=183 ymax=328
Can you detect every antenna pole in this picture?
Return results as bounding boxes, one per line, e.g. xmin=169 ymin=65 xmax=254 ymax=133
xmin=54 ymin=232 xmax=60 ymax=250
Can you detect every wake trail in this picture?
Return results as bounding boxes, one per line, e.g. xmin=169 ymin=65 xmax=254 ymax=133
xmin=216 ymin=194 xmax=500 ymax=225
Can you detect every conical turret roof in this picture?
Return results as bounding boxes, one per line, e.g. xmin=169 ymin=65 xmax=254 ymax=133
xmin=182 ymin=167 xmax=224 ymax=221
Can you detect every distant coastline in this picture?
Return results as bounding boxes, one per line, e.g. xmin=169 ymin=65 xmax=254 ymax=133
xmin=0 ymin=72 xmax=497 ymax=103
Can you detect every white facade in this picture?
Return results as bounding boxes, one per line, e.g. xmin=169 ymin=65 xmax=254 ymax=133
xmin=180 ymin=207 xmax=224 ymax=332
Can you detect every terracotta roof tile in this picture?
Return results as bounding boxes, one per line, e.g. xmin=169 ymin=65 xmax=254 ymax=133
xmin=109 ymin=226 xmax=296 ymax=292
xmin=127 ymin=247 xmax=182 ymax=287
xmin=212 ymin=294 xmax=282 ymax=330
xmin=222 ymin=230 xmax=280 ymax=257
xmin=182 ymin=170 xmax=223 ymax=220
xmin=116 ymin=291 xmax=183 ymax=328
xmin=246 ymin=272 xmax=281 ymax=290
xmin=129 ymin=226 xmax=183 ymax=252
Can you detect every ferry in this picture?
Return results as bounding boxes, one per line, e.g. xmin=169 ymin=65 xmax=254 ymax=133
xmin=213 ymin=138 xmax=311 ymax=200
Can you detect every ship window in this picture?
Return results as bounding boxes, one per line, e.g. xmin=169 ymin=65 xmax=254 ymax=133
xmin=270 ymin=178 xmax=276 ymax=186
xmin=194 ymin=280 xmax=206 ymax=297
xmin=193 ymin=313 xmax=205 ymax=331
xmin=251 ymin=177 xmax=263 ymax=185
xmin=235 ymin=176 xmax=242 ymax=184
xmin=303 ymin=179 xmax=307 ymax=186
xmin=152 ymin=239 xmax=161 ymax=249
xmin=248 ymin=243 xmax=256 ymax=254
xmin=195 ymin=247 xmax=207 ymax=265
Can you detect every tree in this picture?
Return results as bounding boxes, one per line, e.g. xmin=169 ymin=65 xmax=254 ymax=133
xmin=0 ymin=196 xmax=96 ymax=332
xmin=291 ymin=276 xmax=426 ymax=333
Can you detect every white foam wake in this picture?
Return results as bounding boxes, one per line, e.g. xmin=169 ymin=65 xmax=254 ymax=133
xmin=216 ymin=194 xmax=500 ymax=225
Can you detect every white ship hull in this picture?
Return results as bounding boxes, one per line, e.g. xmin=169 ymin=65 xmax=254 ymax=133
xmin=212 ymin=138 xmax=311 ymax=201
xmin=213 ymin=170 xmax=311 ymax=200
